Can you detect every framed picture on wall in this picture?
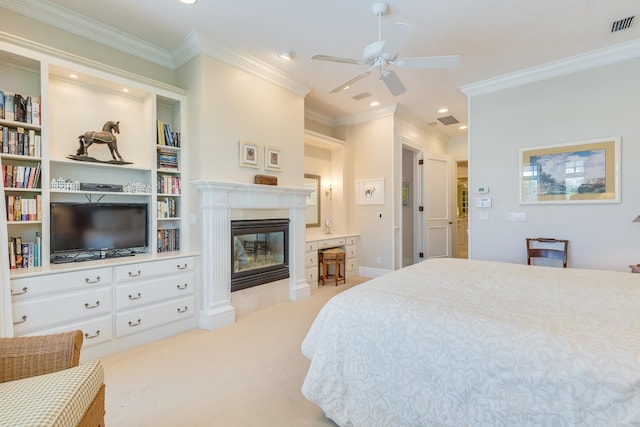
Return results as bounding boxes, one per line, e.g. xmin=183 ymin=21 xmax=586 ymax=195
xmin=519 ymin=136 xmax=620 ymax=204
xmin=239 ymin=141 xmax=259 ymax=168
xmin=265 ymin=146 xmax=281 ymax=171
xmin=402 ymin=181 xmax=409 ymax=207
xmin=357 ymin=178 xmax=385 ymax=205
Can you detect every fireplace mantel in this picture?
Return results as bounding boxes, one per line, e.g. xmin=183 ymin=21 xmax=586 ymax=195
xmin=192 ymin=180 xmax=311 ymax=330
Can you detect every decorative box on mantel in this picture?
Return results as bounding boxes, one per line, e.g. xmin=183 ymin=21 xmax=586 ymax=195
xmin=192 ymin=180 xmax=312 ymax=331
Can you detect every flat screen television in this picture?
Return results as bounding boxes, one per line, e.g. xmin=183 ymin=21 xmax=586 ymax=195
xmin=50 ymin=202 xmax=148 ymax=257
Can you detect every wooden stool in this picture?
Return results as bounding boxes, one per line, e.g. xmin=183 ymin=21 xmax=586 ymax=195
xmin=319 ymin=248 xmax=346 ymax=286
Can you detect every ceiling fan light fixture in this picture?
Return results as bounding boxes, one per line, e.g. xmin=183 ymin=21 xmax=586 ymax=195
xmin=278 ymin=50 xmax=295 ymax=60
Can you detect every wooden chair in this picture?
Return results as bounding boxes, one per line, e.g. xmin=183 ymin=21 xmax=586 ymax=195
xmin=526 ymin=237 xmax=568 ymax=268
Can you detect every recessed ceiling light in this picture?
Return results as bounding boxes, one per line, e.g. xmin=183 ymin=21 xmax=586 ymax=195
xmin=70 ymin=74 xmax=78 ymax=79
xmin=370 ymin=101 xmax=380 ymax=107
xmin=278 ymin=50 xmax=295 ymax=60
xmin=179 ymin=0 xmax=197 ymax=4
xmin=459 ymin=125 xmax=468 ymax=130
xmin=438 ymin=108 xmax=448 ymax=113
xmin=122 ymin=88 xmax=129 ymax=93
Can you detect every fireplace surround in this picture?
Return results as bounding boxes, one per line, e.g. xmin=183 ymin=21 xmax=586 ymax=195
xmin=193 ymin=181 xmax=311 ymax=330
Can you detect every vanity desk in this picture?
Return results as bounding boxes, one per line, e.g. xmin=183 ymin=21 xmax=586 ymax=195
xmin=305 ymin=234 xmax=359 ymax=286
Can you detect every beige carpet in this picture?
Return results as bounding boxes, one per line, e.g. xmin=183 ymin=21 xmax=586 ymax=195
xmin=101 ymin=277 xmax=369 ymax=427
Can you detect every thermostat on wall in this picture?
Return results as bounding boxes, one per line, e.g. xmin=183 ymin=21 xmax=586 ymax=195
xmin=477 ymin=186 xmax=490 ymax=194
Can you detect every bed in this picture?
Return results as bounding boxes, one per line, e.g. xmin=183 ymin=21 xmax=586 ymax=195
xmin=301 ymin=258 xmax=640 ymax=426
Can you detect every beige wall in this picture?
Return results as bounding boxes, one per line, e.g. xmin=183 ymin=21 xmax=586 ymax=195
xmin=467 ymin=57 xmax=640 ymax=271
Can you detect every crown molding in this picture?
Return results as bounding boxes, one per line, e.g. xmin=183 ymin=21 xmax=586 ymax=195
xmin=188 ymin=32 xmax=311 ymax=97
xmin=461 ymin=38 xmax=640 ymax=97
xmin=0 ymin=0 xmax=175 ymax=69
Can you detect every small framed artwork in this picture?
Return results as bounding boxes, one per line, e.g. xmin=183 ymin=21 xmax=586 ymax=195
xmin=519 ymin=136 xmax=620 ymax=204
xmin=402 ymin=181 xmax=409 ymax=207
xmin=265 ymin=146 xmax=281 ymax=171
xmin=357 ymin=178 xmax=385 ymax=205
xmin=239 ymin=141 xmax=259 ymax=168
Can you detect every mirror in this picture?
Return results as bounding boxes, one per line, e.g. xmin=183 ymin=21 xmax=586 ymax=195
xmin=304 ymin=174 xmax=321 ymax=228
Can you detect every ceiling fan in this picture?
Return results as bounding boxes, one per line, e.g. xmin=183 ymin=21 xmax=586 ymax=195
xmin=312 ymin=2 xmax=460 ymax=96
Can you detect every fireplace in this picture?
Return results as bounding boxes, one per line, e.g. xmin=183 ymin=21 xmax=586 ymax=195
xmin=231 ymin=219 xmax=289 ymax=292
xmin=192 ymin=180 xmax=312 ymax=331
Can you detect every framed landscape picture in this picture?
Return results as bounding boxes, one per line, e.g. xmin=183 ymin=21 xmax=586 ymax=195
xmin=519 ymin=137 xmax=620 ymax=204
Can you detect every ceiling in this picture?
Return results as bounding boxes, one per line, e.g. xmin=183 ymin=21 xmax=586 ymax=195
xmin=3 ymin=0 xmax=639 ymax=139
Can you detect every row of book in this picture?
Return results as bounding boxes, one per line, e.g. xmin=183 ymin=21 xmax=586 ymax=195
xmin=0 ymin=91 xmax=41 ymax=125
xmin=5 ymin=195 xmax=42 ymax=222
xmin=2 ymin=163 xmax=41 ymax=189
xmin=8 ymin=234 xmax=42 ymax=269
xmin=157 ymin=175 xmax=181 ymax=195
xmin=157 ymin=197 xmax=178 ymax=219
xmin=1 ymin=126 xmax=41 ymax=157
xmin=157 ymin=150 xmax=178 ymax=170
xmin=156 ymin=120 xmax=181 ymax=147
xmin=157 ymin=228 xmax=180 ymax=252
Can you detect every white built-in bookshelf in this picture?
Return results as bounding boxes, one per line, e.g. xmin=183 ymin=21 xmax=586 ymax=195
xmin=0 ymin=39 xmax=196 ymax=350
xmin=0 ymin=44 xmax=189 ymax=272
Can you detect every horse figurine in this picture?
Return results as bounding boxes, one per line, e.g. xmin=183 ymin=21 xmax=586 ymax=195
xmin=77 ymin=120 xmax=124 ymax=162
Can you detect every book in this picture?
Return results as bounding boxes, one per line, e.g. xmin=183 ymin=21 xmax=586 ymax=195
xmin=8 ymin=240 xmax=16 ymax=269
xmin=21 ymin=242 xmax=29 ymax=268
xmin=14 ymin=94 xmax=27 ymax=122
xmin=7 ymin=129 xmax=17 ymax=154
xmin=26 ymin=96 xmax=32 ymax=124
xmin=1 ymin=126 xmax=7 ymax=153
xmin=0 ymin=90 xmax=4 ymax=119
xmin=14 ymin=236 xmax=22 ymax=268
xmin=5 ymin=93 xmax=14 ymax=121
xmin=27 ymin=167 xmax=36 ymax=188
xmin=34 ymin=134 xmax=41 ymax=157
xmin=31 ymin=97 xmax=40 ymax=126
xmin=6 ymin=195 xmax=14 ymax=221
xmin=28 ymin=129 xmax=35 ymax=156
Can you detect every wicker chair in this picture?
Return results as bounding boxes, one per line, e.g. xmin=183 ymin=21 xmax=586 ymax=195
xmin=0 ymin=330 xmax=105 ymax=427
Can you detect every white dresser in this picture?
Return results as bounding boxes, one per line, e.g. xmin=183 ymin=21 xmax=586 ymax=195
xmin=9 ymin=252 xmax=198 ymax=359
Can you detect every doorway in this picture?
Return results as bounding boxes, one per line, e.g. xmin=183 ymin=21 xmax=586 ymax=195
xmin=401 ymin=146 xmax=419 ymax=267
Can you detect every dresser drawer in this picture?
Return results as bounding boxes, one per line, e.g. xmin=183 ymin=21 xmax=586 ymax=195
xmin=115 ymin=256 xmax=194 ymax=282
xmin=305 ymin=252 xmax=317 ymax=269
xmin=13 ymin=287 xmax=112 ymax=334
xmin=346 ymin=245 xmax=358 ymax=259
xmin=26 ymin=315 xmax=114 ymax=349
xmin=11 ymin=267 xmax=112 ymax=300
xmin=317 ymin=238 xmax=346 ymax=249
xmin=305 ymin=241 xmax=318 ymax=253
xmin=347 ymin=259 xmax=358 ymax=274
xmin=115 ymin=295 xmax=195 ymax=338
xmin=116 ymin=273 xmax=195 ymax=309
xmin=306 ymin=267 xmax=318 ymax=285
xmin=345 ymin=236 xmax=359 ymax=246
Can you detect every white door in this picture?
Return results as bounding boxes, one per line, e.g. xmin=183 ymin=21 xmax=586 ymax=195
xmin=422 ymin=152 xmax=454 ymax=258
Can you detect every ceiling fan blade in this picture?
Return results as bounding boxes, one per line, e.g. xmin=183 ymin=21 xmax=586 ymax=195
xmin=381 ymin=70 xmax=406 ymax=96
xmin=311 ymin=54 xmax=365 ymax=65
xmin=329 ymin=68 xmax=372 ymax=93
xmin=395 ymin=55 xmax=460 ymax=69
xmin=381 ymin=23 xmax=413 ymax=59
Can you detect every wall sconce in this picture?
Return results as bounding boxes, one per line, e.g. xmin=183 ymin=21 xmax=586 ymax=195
xmin=324 ymin=180 xmax=333 ymax=201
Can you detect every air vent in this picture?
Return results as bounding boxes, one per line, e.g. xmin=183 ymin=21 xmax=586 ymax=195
xmin=437 ymin=115 xmax=460 ymax=126
xmin=611 ymin=16 xmax=635 ymax=32
xmin=352 ymin=92 xmax=371 ymax=101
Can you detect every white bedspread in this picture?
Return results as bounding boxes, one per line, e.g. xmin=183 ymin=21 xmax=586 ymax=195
xmin=301 ymin=258 xmax=640 ymax=426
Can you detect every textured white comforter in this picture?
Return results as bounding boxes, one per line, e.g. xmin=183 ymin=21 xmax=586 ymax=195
xmin=301 ymin=258 xmax=640 ymax=426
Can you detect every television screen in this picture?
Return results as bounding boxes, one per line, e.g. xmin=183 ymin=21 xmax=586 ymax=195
xmin=50 ymin=203 xmax=148 ymax=254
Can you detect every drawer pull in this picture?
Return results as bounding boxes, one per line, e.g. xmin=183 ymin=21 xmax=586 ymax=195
xmin=84 ymin=301 xmax=101 ymax=309
xmin=85 ymin=276 xmax=101 ymax=284
xmin=177 ymin=283 xmax=188 ymax=290
xmin=128 ymin=270 xmax=142 ymax=277
xmin=85 ymin=330 xmax=101 ymax=340
xmin=11 ymin=287 xmax=28 ymax=296
xmin=177 ymin=306 xmax=188 ymax=313
xmin=128 ymin=293 xmax=142 ymax=300
xmin=128 ymin=319 xmax=142 ymax=327
xmin=177 ymin=263 xmax=188 ymax=270
xmin=13 ymin=315 xmax=27 ymax=325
